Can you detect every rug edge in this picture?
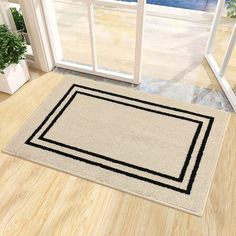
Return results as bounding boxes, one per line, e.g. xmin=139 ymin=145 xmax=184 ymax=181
xmin=199 ymin=112 xmax=231 ymax=216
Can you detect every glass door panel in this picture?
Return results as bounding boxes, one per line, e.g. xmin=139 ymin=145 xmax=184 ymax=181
xmin=53 ymin=0 xmax=92 ymax=66
xmin=43 ymin=0 xmax=145 ymax=83
xmin=94 ymin=5 xmax=136 ymax=76
xmin=204 ymin=0 xmax=236 ymax=110
xmin=9 ymin=2 xmax=33 ymax=56
xmin=211 ymin=11 xmax=236 ymax=67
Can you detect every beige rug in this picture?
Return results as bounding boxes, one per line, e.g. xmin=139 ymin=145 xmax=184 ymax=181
xmin=3 ymin=76 xmax=230 ymax=216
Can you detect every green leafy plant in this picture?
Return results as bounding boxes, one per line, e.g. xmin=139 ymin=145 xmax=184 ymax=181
xmin=10 ymin=7 xmax=27 ymax=33
xmin=0 ymin=25 xmax=27 ymax=73
xmin=226 ymin=0 xmax=236 ymax=18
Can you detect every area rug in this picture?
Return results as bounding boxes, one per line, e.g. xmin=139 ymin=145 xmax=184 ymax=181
xmin=3 ymin=76 xmax=230 ymax=216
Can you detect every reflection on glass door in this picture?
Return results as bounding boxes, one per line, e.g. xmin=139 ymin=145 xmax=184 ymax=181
xmin=42 ymin=0 xmax=145 ymax=84
xmin=53 ymin=1 xmax=92 ymax=67
xmin=94 ymin=5 xmax=136 ymax=76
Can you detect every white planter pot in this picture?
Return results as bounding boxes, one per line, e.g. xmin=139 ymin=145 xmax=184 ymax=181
xmin=0 ymin=60 xmax=30 ymax=94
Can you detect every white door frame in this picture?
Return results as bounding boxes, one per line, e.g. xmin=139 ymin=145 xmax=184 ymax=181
xmin=19 ymin=0 xmax=54 ymax=72
xmin=205 ymin=0 xmax=236 ymax=111
xmin=41 ymin=0 xmax=146 ymax=84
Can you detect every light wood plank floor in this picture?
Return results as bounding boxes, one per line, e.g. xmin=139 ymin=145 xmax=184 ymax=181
xmin=0 ymin=72 xmax=235 ymax=235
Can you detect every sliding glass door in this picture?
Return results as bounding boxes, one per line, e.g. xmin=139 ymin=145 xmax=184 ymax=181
xmin=42 ymin=0 xmax=145 ymax=84
xmin=205 ymin=0 xmax=236 ymax=111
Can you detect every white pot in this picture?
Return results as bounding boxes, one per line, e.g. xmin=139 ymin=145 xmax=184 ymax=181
xmin=0 ymin=60 xmax=30 ymax=94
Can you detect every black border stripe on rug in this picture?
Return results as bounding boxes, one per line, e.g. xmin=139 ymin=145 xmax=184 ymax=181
xmin=38 ymin=90 xmax=203 ymax=182
xmin=25 ymin=84 xmax=214 ymax=194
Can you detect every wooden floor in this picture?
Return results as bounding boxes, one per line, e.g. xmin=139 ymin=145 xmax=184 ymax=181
xmin=0 ymin=72 xmax=235 ymax=235
xmin=0 ymin=3 xmax=236 ymax=234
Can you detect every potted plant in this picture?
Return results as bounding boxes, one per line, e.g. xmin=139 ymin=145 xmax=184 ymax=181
xmin=10 ymin=7 xmax=30 ymax=45
xmin=0 ymin=24 xmax=30 ymax=94
xmin=226 ymin=0 xmax=236 ymax=18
